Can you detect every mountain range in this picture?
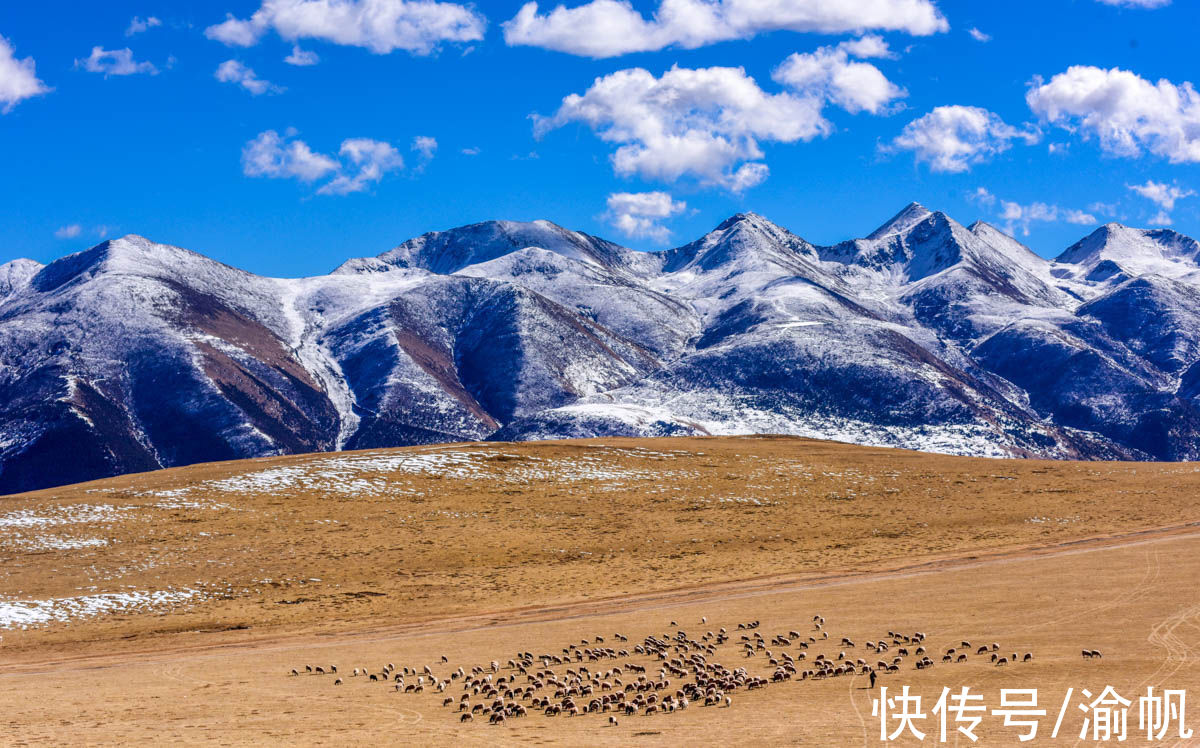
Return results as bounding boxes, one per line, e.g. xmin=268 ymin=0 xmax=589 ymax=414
xmin=3 ymin=203 xmax=1200 ymax=493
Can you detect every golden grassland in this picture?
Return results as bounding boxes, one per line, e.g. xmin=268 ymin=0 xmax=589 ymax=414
xmin=2 ymin=436 xmax=1200 ymax=745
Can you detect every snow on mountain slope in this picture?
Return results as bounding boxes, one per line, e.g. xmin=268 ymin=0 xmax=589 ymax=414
xmin=0 ymin=236 xmax=660 ymax=492
xmin=649 ymin=213 xmax=882 ymax=357
xmin=498 ymin=211 xmax=1128 ymax=460
xmin=271 ymin=269 xmax=435 ymax=449
xmin=1076 ymin=275 xmax=1200 ymax=375
xmin=0 ymin=259 xmax=42 ymax=303
xmin=5 ymin=205 xmax=1200 ymax=492
xmin=0 ymin=237 xmax=348 ymax=493
xmin=454 ymin=247 xmax=700 ymax=360
xmin=1055 ymin=224 xmax=1200 ymax=283
xmin=319 ymin=272 xmax=660 ymax=451
xmin=866 ymin=201 xmax=934 ymax=240
xmin=822 ymin=207 xmax=1065 ymax=305
xmin=972 ymin=318 xmax=1200 ymax=461
xmin=497 ymin=293 xmax=1129 ymax=461
xmin=334 ymin=219 xmax=659 ymax=277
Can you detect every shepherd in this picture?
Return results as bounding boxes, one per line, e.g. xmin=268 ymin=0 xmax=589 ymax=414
xmin=869 ymin=669 xmax=877 ymax=689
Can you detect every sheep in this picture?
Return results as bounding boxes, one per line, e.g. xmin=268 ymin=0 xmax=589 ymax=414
xmin=289 ymin=669 xmax=299 ymax=676
xmin=1023 ymin=653 xmax=1033 ymax=662
xmin=334 ymin=678 xmax=343 ymax=685
xmin=995 ymin=657 xmax=1008 ymax=666
xmin=724 ymin=696 xmax=732 ymax=708
xmin=609 ymin=715 xmax=619 ymax=726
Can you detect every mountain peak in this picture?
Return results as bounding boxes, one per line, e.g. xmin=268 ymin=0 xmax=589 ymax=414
xmin=867 ymin=202 xmax=933 ymax=240
xmin=0 ymin=257 xmax=43 ymax=301
xmin=27 ymin=234 xmax=255 ymax=295
xmin=1056 ymin=222 xmax=1200 ymax=279
xmin=335 ymin=218 xmax=637 ymax=276
xmin=968 ymin=220 xmax=1044 ymax=262
xmin=713 ymin=212 xmax=767 ymax=231
xmin=660 ymin=212 xmax=815 ymax=275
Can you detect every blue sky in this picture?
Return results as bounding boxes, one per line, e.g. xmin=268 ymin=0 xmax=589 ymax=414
xmin=1 ymin=0 xmax=1199 ymax=277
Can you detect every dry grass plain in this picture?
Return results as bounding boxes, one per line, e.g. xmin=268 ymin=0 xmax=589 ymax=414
xmin=2 ymin=435 xmax=1200 ymax=745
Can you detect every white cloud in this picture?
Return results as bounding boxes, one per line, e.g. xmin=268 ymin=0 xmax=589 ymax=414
xmin=241 ymin=129 xmax=408 ymax=196
xmin=1149 ymin=209 xmax=1173 ymax=225
xmin=76 ymin=47 xmax=158 ymax=76
xmin=242 ymin=129 xmax=340 ymax=181
xmin=995 ymin=198 xmax=1096 ymax=236
xmin=0 ymin=36 xmax=50 ymax=113
xmin=461 ymin=146 xmax=481 ymax=155
xmin=1126 ymin=180 xmax=1194 ymax=210
xmin=969 ymin=186 xmax=996 ymax=207
xmin=973 ymin=188 xmax=1096 ymax=234
xmin=536 ymin=55 xmax=903 ymax=192
xmin=967 ymin=27 xmax=990 ymax=42
xmin=215 ymin=60 xmax=282 ymax=95
xmin=605 ymin=191 xmax=686 ymax=242
xmin=125 ymin=16 xmax=162 ymax=36
xmin=1094 ymin=0 xmax=1170 ymax=8
xmin=54 ymin=224 xmax=83 ymax=239
xmin=535 ymin=65 xmax=822 ymax=192
xmin=1027 ymin=66 xmax=1200 ymax=163
xmin=884 ymin=105 xmax=1039 ymax=172
xmin=318 ymin=138 xmax=405 ymax=194
xmin=503 ymin=0 xmax=948 ymax=58
xmin=284 ymin=45 xmax=320 ymax=65
xmin=207 ymin=15 xmax=264 ymax=47
xmin=205 ymin=0 xmax=486 ymax=55
xmin=411 ymin=135 xmax=438 ymax=160
xmin=772 ymin=35 xmax=905 ymax=115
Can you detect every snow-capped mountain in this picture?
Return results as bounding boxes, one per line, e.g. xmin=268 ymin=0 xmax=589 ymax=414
xmin=1054 ymin=223 xmax=1200 ymax=284
xmin=4 ymin=204 xmax=1200 ymax=493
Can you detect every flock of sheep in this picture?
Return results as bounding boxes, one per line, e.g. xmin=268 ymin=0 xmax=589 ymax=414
xmin=286 ymin=612 xmax=1105 ymax=727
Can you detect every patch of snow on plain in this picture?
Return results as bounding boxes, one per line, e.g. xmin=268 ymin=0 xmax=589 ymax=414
xmin=0 ymin=588 xmax=201 ymax=630
xmin=132 ymin=447 xmax=700 ymax=499
xmin=0 ymin=504 xmax=133 ymax=529
xmin=2 ymin=535 xmax=109 ymax=552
